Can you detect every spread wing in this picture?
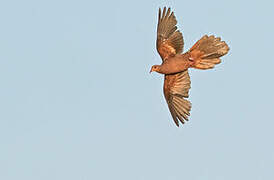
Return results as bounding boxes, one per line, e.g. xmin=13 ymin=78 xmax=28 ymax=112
xmin=157 ymin=7 xmax=184 ymax=61
xmin=164 ymin=70 xmax=191 ymax=126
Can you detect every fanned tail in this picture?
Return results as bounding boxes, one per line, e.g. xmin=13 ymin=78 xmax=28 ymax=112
xmin=189 ymin=35 xmax=230 ymax=70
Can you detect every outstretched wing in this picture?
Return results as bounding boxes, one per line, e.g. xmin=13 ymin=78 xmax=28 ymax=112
xmin=164 ymin=70 xmax=191 ymax=126
xmin=157 ymin=7 xmax=184 ymax=61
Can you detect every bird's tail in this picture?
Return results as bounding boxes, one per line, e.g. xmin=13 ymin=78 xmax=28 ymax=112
xmin=189 ymin=35 xmax=229 ymax=70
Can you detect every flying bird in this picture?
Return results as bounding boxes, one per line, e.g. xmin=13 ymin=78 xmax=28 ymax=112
xmin=150 ymin=7 xmax=230 ymax=127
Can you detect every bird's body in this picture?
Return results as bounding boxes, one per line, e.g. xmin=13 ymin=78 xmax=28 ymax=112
xmin=151 ymin=7 xmax=230 ymax=127
xmin=157 ymin=53 xmax=191 ymax=74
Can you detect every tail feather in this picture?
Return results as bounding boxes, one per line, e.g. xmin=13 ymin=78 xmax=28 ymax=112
xmin=189 ymin=35 xmax=229 ymax=70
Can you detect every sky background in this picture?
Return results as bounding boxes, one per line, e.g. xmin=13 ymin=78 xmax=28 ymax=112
xmin=1 ymin=0 xmax=274 ymax=180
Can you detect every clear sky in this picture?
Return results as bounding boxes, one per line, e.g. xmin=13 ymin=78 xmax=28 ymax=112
xmin=1 ymin=0 xmax=274 ymax=179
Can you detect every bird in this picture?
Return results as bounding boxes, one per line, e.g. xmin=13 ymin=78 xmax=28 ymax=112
xmin=150 ymin=7 xmax=230 ymax=127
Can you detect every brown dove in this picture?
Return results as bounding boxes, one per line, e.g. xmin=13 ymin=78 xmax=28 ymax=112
xmin=150 ymin=7 xmax=230 ymax=127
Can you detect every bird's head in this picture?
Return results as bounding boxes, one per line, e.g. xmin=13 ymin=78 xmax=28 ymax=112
xmin=150 ymin=65 xmax=161 ymax=73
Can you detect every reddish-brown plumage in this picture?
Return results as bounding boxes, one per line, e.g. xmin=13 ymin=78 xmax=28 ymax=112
xmin=151 ymin=7 xmax=230 ymax=127
xmin=157 ymin=53 xmax=192 ymax=74
xmin=163 ymin=74 xmax=178 ymax=101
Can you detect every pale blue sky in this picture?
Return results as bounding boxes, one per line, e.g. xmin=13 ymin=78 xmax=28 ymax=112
xmin=1 ymin=0 xmax=274 ymax=179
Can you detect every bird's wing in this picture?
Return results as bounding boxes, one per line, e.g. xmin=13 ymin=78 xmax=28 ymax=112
xmin=163 ymin=70 xmax=191 ymax=126
xmin=156 ymin=7 xmax=184 ymax=61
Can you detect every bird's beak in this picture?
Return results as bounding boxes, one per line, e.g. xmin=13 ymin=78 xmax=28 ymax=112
xmin=149 ymin=69 xmax=152 ymax=73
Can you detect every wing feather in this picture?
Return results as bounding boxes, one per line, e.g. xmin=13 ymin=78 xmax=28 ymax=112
xmin=164 ymin=70 xmax=191 ymax=126
xmin=156 ymin=7 xmax=184 ymax=61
